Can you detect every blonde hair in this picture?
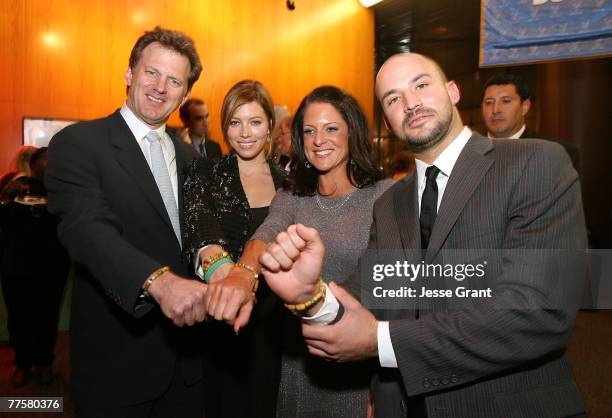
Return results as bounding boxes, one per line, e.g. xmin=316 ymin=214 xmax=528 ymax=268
xmin=8 ymin=145 xmax=38 ymax=176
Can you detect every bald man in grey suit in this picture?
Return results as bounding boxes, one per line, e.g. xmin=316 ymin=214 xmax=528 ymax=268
xmin=259 ymin=53 xmax=587 ymax=418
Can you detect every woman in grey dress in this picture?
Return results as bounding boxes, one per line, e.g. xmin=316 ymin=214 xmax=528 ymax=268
xmin=212 ymin=85 xmax=390 ymax=417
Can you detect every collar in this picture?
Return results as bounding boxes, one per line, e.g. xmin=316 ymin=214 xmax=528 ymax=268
xmin=487 ymin=124 xmax=526 ymax=139
xmin=415 ymin=126 xmax=472 ymax=179
xmin=120 ymin=102 xmax=166 ymax=141
xmin=510 ymin=124 xmax=526 ymax=139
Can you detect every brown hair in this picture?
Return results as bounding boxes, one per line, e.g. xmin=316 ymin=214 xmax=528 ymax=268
xmin=179 ymin=98 xmax=205 ymax=126
xmin=220 ymin=80 xmax=275 ymax=139
xmin=128 ymin=26 xmax=202 ymax=90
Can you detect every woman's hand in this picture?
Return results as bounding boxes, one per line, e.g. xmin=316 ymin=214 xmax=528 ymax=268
xmin=203 ymin=265 xmax=256 ymax=332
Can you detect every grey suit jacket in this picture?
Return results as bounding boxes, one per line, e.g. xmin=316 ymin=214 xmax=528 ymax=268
xmin=351 ymin=133 xmax=587 ymax=418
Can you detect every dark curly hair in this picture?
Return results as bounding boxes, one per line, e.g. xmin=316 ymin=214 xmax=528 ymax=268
xmin=286 ymin=85 xmax=382 ymax=196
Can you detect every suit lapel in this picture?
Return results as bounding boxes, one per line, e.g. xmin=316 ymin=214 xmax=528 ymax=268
xmin=425 ymin=133 xmax=494 ymax=261
xmin=392 ymin=174 xmax=420 ymax=259
xmin=107 ymin=111 xmax=176 ymax=236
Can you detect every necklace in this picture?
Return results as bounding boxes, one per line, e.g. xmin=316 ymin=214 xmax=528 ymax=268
xmin=315 ymin=187 xmax=356 ymax=211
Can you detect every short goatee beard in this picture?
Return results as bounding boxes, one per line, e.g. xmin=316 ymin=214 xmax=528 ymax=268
xmin=400 ymin=108 xmax=452 ymax=151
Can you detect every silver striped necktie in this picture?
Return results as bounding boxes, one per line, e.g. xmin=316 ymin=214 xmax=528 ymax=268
xmin=144 ymin=131 xmax=181 ymax=245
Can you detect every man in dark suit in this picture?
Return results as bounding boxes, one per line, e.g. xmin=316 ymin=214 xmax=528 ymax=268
xmin=179 ymin=98 xmax=223 ymax=163
xmin=481 ymin=73 xmax=580 ymax=173
xmin=259 ymin=53 xmax=587 ymax=417
xmin=46 ymin=27 xmax=217 ymax=418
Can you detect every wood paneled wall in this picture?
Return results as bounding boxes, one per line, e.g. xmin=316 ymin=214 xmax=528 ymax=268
xmin=0 ymin=0 xmax=374 ymax=170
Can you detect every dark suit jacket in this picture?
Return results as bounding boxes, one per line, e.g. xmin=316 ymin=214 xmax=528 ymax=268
xmin=204 ymin=138 xmax=223 ymax=164
xmin=46 ymin=110 xmax=206 ymax=407
xmin=350 ymin=133 xmax=587 ymax=417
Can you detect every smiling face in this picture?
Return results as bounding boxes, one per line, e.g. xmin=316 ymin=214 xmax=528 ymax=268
xmin=302 ymin=102 xmax=350 ymax=177
xmin=481 ymin=83 xmax=530 ymax=138
xmin=226 ymin=101 xmax=270 ymax=161
xmin=376 ymin=53 xmax=460 ymax=151
xmin=125 ymin=42 xmax=191 ymax=129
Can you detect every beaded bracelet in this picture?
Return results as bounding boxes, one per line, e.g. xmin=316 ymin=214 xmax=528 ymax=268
xmin=284 ymin=278 xmax=326 ymax=314
xmin=201 ymin=250 xmax=230 ymax=272
xmin=143 ymin=266 xmax=170 ymax=297
xmin=235 ymin=262 xmax=260 ymax=294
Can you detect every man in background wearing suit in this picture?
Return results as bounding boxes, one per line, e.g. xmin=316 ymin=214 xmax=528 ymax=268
xmin=46 ymin=27 xmax=220 ymax=418
xmin=179 ymin=98 xmax=223 ymax=163
xmin=481 ymin=73 xmax=580 ymax=172
xmin=259 ymin=53 xmax=587 ymax=417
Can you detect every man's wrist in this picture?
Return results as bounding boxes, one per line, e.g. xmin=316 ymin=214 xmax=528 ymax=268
xmin=145 ymin=270 xmax=174 ymax=302
xmin=143 ymin=266 xmax=170 ymax=297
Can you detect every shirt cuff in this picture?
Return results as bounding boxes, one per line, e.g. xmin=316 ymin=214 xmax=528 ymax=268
xmin=377 ymin=321 xmax=398 ymax=368
xmin=301 ymin=284 xmax=340 ymax=324
xmin=194 ymin=245 xmax=213 ymax=279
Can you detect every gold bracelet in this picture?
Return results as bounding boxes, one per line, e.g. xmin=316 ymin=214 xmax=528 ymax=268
xmin=201 ymin=250 xmax=230 ymax=274
xmin=235 ymin=262 xmax=260 ymax=294
xmin=284 ymin=278 xmax=326 ymax=313
xmin=143 ymin=266 xmax=170 ymax=296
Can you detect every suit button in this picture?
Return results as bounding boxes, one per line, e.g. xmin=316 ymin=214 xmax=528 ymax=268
xmin=432 ymin=378 xmax=440 ymax=386
xmin=450 ymin=374 xmax=458 ymax=383
xmin=423 ymin=378 xmax=431 ymax=388
xmin=441 ymin=376 xmax=449 ymax=385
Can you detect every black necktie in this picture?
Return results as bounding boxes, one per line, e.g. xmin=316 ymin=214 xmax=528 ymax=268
xmin=420 ymin=165 xmax=440 ymax=250
xmin=198 ymin=142 xmax=206 ymax=157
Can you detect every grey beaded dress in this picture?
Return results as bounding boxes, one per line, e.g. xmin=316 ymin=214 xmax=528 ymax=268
xmin=251 ymin=179 xmax=393 ymax=418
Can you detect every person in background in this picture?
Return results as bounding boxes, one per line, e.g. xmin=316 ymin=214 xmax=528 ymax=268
xmin=0 ymin=145 xmax=38 ymax=202
xmin=481 ymin=73 xmax=580 ymax=172
xmin=388 ymin=150 xmax=415 ymax=181
xmin=271 ymin=114 xmax=293 ymax=171
xmin=179 ymin=98 xmax=223 ymax=163
xmin=183 ymin=79 xmax=285 ymax=418
xmin=0 ymin=149 xmax=69 ymax=387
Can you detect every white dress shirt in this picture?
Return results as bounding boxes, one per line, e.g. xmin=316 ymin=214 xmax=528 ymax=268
xmin=119 ymin=103 xmax=179 ymax=204
xmin=305 ymin=126 xmax=473 ymax=368
xmin=487 ymin=124 xmax=526 ymax=140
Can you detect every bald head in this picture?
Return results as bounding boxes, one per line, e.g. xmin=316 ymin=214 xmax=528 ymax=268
xmin=375 ymin=53 xmax=463 ymax=158
xmin=376 ymin=53 xmax=447 ymax=101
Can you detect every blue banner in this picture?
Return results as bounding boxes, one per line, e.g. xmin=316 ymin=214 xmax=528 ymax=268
xmin=480 ymin=0 xmax=612 ymax=66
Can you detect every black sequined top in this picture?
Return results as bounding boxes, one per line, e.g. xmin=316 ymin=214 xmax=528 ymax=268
xmin=183 ymin=153 xmax=285 ymax=262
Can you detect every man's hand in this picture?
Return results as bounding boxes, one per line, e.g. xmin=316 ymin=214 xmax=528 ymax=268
xmin=203 ymin=266 xmax=255 ymax=333
xmin=146 ymin=271 xmax=208 ymax=327
xmin=260 ymin=223 xmax=325 ymax=304
xmin=302 ymin=283 xmax=378 ymax=362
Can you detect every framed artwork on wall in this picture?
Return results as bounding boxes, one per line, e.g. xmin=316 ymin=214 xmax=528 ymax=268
xmin=23 ymin=117 xmax=78 ymax=148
